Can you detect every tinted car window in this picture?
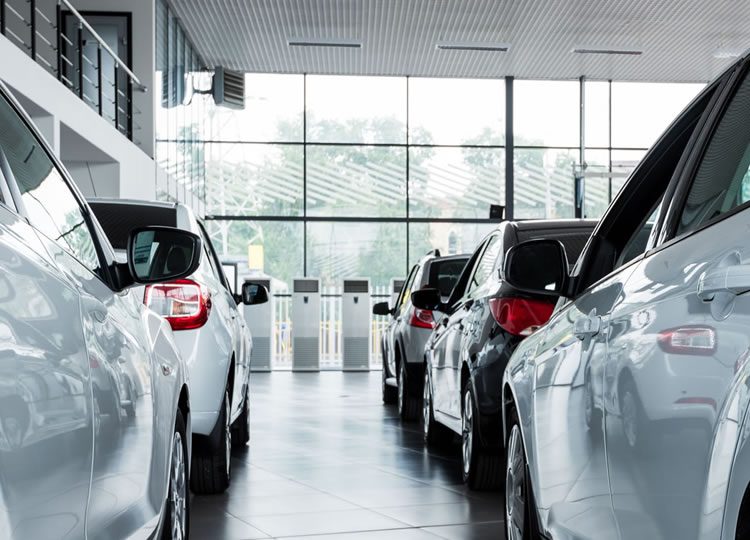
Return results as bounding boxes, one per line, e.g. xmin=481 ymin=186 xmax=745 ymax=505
xmin=0 ymin=95 xmax=100 ymax=274
xmin=89 ymin=202 xmax=177 ymax=250
xmin=517 ymin=228 xmax=591 ymax=265
xmin=398 ymin=265 xmax=419 ymax=313
xmin=677 ymin=70 xmax=750 ymax=235
xmin=427 ymin=258 xmax=468 ymax=297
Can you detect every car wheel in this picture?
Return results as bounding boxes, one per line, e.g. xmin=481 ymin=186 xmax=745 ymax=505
xmin=231 ymin=388 xmax=250 ymax=449
xmin=462 ymin=380 xmax=503 ymax=490
xmin=398 ymin=360 xmax=420 ymax=421
xmin=423 ymin=367 xmax=451 ymax=446
xmin=505 ymin=409 xmax=536 ymax=540
xmin=191 ymin=390 xmax=231 ymax=494
xmin=382 ymin=361 xmax=397 ymax=404
xmin=161 ymin=410 xmax=189 ymax=540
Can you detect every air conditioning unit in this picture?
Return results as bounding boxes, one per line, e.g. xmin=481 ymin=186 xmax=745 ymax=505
xmin=292 ymin=278 xmax=320 ymax=371
xmin=389 ymin=278 xmax=405 ymax=310
xmin=213 ymin=66 xmax=245 ymax=109
xmin=243 ymin=278 xmax=272 ymax=372
xmin=342 ymin=279 xmax=370 ymax=371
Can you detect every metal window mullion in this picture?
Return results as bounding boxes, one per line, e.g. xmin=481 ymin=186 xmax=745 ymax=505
xmin=505 ymin=76 xmax=514 ymax=220
xmin=303 ymin=73 xmax=307 ymax=276
xmin=405 ymin=75 xmax=410 ymax=272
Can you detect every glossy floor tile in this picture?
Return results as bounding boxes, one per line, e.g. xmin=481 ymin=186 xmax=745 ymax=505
xmin=191 ymin=371 xmax=504 ymax=539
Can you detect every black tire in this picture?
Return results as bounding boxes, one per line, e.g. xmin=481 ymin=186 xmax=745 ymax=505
xmin=382 ymin=362 xmax=397 ymax=404
xmin=161 ymin=409 xmax=189 ymax=540
xmin=504 ymin=408 xmax=538 ymax=540
xmin=231 ymin=389 xmax=250 ymax=449
xmin=423 ymin=367 xmax=452 ymax=446
xmin=398 ymin=360 xmax=420 ymax=421
xmin=462 ymin=380 xmax=503 ymax=490
xmin=191 ymin=391 xmax=231 ymax=495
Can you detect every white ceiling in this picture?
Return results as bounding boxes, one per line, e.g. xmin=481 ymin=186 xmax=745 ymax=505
xmin=168 ymin=0 xmax=750 ymax=83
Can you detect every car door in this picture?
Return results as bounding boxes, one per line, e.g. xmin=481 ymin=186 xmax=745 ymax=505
xmin=603 ymin=61 xmax=750 ymax=540
xmin=198 ymin=223 xmax=244 ymax=415
xmin=0 ymin=91 xmax=163 ymax=539
xmin=0 ymin=168 xmax=93 ymax=539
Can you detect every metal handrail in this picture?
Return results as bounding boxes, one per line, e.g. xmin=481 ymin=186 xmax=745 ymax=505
xmin=59 ymin=0 xmax=146 ymax=91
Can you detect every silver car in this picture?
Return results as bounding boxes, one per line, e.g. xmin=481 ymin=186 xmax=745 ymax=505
xmin=0 ymin=83 xmax=198 ymax=539
xmin=374 ymin=251 xmax=469 ymax=420
xmin=501 ymin=51 xmax=750 ymax=540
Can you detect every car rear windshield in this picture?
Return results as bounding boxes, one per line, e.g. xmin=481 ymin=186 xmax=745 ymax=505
xmin=428 ymin=257 xmax=469 ymax=297
xmin=89 ymin=202 xmax=177 ymax=250
xmin=517 ymin=228 xmax=592 ymax=264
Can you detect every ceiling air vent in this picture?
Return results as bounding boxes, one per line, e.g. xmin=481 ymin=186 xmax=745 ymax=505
xmin=213 ymin=66 xmax=245 ymax=110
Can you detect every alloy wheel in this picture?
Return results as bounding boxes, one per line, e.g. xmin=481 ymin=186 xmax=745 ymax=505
xmin=462 ymin=390 xmax=473 ymax=476
xmin=169 ymin=431 xmax=187 ymax=540
xmin=505 ymin=424 xmax=526 ymax=540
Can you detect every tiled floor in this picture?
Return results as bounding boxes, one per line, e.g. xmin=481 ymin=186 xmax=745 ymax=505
xmin=191 ymin=371 xmax=504 ymax=539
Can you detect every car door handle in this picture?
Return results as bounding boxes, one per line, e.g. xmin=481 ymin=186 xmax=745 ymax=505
xmin=574 ymin=314 xmax=601 ymax=339
xmin=697 ymin=263 xmax=750 ymax=301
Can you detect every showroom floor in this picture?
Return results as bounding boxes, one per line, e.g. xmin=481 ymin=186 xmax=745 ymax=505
xmin=191 ymin=371 xmax=504 ymax=539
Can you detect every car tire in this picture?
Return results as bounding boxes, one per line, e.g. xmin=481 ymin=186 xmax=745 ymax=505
xmin=423 ymin=367 xmax=452 ymax=446
xmin=231 ymin=388 xmax=250 ymax=449
xmin=191 ymin=390 xmax=231 ymax=495
xmin=398 ymin=360 xmax=420 ymax=421
xmin=504 ymin=408 xmax=538 ymax=540
xmin=462 ymin=380 xmax=503 ymax=490
xmin=382 ymin=361 xmax=397 ymax=404
xmin=161 ymin=409 xmax=189 ymax=540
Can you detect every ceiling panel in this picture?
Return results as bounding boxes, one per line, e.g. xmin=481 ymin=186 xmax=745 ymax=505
xmin=168 ymin=0 xmax=750 ymax=82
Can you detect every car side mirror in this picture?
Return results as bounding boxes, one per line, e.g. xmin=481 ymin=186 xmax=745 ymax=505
xmin=242 ymin=282 xmax=269 ymax=305
xmin=127 ymin=226 xmax=201 ymax=284
xmin=372 ymin=301 xmax=392 ymax=316
xmin=411 ymin=288 xmax=445 ymax=312
xmin=502 ymin=239 xmax=570 ymax=297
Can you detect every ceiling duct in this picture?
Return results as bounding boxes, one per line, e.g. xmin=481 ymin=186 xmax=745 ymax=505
xmin=213 ymin=66 xmax=245 ymax=109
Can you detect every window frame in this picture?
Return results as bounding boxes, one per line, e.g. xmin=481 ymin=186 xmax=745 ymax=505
xmin=467 ymin=233 xmax=501 ymax=295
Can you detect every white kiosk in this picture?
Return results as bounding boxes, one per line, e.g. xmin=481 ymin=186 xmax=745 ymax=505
xmin=342 ymin=279 xmax=371 ymax=371
xmin=292 ymin=278 xmax=320 ymax=372
xmin=243 ymin=278 xmax=272 ymax=372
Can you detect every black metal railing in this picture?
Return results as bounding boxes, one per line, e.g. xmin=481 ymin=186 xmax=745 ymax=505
xmin=0 ymin=0 xmax=145 ymax=144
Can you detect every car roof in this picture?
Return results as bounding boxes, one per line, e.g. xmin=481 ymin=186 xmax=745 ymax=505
xmin=511 ymin=218 xmax=598 ymax=232
xmin=87 ymin=197 xmax=182 ymax=211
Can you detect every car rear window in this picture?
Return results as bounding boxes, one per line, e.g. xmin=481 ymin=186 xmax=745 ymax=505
xmin=517 ymin=228 xmax=592 ymax=265
xmin=89 ymin=202 xmax=177 ymax=250
xmin=428 ymin=257 xmax=469 ymax=297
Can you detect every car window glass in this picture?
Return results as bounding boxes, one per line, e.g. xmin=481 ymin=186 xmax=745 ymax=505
xmin=198 ymin=222 xmax=231 ymax=291
xmin=677 ymin=70 xmax=750 ymax=235
xmin=399 ymin=265 xmax=419 ymax=313
xmin=428 ymin=258 xmax=468 ymax=298
xmin=468 ymin=235 xmax=502 ymax=293
xmin=617 ymin=204 xmax=661 ymax=268
xmin=0 ymin=95 xmax=101 ymax=275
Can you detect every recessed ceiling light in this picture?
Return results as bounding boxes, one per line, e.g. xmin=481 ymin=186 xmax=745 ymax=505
xmin=288 ymin=38 xmax=361 ymax=49
xmin=436 ymin=41 xmax=509 ymax=52
xmin=713 ymin=48 xmax=741 ymax=59
xmin=572 ymin=47 xmax=643 ymax=56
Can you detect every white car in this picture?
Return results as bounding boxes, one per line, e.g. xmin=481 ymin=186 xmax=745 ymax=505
xmin=89 ymin=199 xmax=268 ymax=494
xmin=0 ymin=82 xmax=196 ymax=539
xmin=501 ymin=51 xmax=750 ymax=540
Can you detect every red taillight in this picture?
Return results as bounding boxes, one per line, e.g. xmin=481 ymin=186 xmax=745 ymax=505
xmin=657 ymin=326 xmax=716 ymax=356
xmin=144 ymin=279 xmax=212 ymax=331
xmin=409 ymin=307 xmax=434 ymax=329
xmin=489 ymin=297 xmax=555 ymax=337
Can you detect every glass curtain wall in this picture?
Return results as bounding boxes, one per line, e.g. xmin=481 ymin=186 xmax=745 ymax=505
xmin=156 ymin=63 xmax=704 ymax=368
xmin=155 ymin=0 xmax=211 ymax=210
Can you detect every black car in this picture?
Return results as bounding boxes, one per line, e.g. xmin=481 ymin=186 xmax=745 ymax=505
xmin=412 ymin=219 xmax=595 ymax=489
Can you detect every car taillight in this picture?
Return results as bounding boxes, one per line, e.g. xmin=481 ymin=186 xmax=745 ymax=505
xmin=409 ymin=307 xmax=434 ymax=329
xmin=489 ymin=297 xmax=555 ymax=337
xmin=657 ymin=326 xmax=716 ymax=356
xmin=144 ymin=279 xmax=212 ymax=331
